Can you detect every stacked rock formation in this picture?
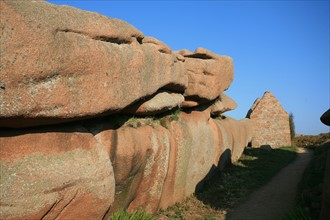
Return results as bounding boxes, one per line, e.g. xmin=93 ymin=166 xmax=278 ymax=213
xmin=246 ymin=91 xmax=292 ymax=148
xmin=0 ymin=0 xmax=253 ymax=219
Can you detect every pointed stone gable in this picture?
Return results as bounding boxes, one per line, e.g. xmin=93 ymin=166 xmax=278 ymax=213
xmin=247 ymin=91 xmax=291 ymax=148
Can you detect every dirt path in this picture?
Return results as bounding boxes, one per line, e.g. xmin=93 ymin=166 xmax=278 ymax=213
xmin=227 ymin=148 xmax=312 ymax=220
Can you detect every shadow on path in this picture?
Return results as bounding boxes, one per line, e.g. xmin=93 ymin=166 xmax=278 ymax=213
xmin=226 ymin=148 xmax=312 ymax=220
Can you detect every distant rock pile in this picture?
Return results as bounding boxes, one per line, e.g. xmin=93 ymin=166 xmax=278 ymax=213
xmin=0 ymin=1 xmax=290 ymax=219
xmin=246 ymin=91 xmax=292 ymax=148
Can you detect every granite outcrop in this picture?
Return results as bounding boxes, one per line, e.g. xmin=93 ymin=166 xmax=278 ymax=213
xmin=0 ymin=1 xmax=253 ymax=219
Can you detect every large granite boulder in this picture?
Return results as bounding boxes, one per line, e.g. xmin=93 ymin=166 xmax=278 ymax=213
xmin=0 ymin=125 xmax=115 ymax=219
xmin=0 ymin=1 xmax=253 ymax=219
xmin=0 ymin=110 xmax=253 ymax=219
xmin=0 ymin=0 xmax=236 ymax=128
xmin=177 ymin=48 xmax=234 ymax=105
xmin=210 ymin=93 xmax=238 ymax=116
xmin=0 ymin=0 xmax=186 ymax=128
xmin=122 ymin=91 xmax=185 ymax=116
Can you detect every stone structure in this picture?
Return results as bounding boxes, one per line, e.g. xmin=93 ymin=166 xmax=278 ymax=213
xmin=0 ymin=1 xmax=253 ymax=219
xmin=246 ymin=91 xmax=291 ymax=148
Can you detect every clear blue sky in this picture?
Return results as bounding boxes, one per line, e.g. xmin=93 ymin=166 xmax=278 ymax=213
xmin=47 ymin=0 xmax=329 ymax=135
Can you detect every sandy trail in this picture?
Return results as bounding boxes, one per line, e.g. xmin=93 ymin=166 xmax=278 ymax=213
xmin=227 ymin=148 xmax=312 ymax=220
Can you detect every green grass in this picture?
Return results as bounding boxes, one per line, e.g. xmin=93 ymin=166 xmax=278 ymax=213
xmin=157 ymin=146 xmax=298 ymax=219
xmin=169 ymin=109 xmax=181 ymax=121
xmin=195 ymin=146 xmax=298 ymax=210
xmin=104 ymin=108 xmax=182 ymax=130
xmin=109 ymin=209 xmax=155 ymax=220
xmin=157 ymin=201 xmax=188 ymax=219
xmin=298 ymin=143 xmax=329 ymax=193
xmin=281 ymin=207 xmax=311 ymax=220
xmin=289 ymin=142 xmax=330 ymax=220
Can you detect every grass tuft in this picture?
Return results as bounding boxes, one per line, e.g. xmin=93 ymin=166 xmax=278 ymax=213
xmin=294 ymin=142 xmax=330 ymax=219
xmin=170 ymin=109 xmax=181 ymax=121
xmin=109 ymin=209 xmax=155 ymax=220
xmin=281 ymin=207 xmax=311 ymax=220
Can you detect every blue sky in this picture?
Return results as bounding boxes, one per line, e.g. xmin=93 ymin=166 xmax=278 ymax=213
xmin=47 ymin=0 xmax=329 ymax=135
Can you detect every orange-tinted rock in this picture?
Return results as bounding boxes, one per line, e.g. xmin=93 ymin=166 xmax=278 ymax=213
xmin=0 ymin=1 xmax=254 ymax=218
xmin=210 ymin=93 xmax=238 ymax=116
xmin=214 ymin=117 xmax=253 ymax=162
xmin=159 ymin=111 xmax=219 ymax=208
xmin=246 ymin=91 xmax=291 ymax=148
xmin=0 ymin=110 xmax=254 ymax=218
xmin=0 ymin=0 xmax=238 ymax=129
xmin=117 ymin=111 xmax=252 ymax=212
xmin=0 ymin=0 xmax=186 ymax=128
xmin=142 ymin=36 xmax=172 ymax=54
xmin=126 ymin=126 xmax=171 ymax=213
xmin=83 ymin=119 xmax=172 ymax=215
xmin=181 ymin=100 xmax=200 ymax=108
xmin=122 ymin=91 xmax=184 ymax=116
xmin=176 ymin=48 xmax=234 ymax=102
xmin=0 ymin=125 xmax=115 ymax=219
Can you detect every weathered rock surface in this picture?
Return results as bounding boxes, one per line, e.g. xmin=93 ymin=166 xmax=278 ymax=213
xmin=210 ymin=93 xmax=238 ymax=116
xmin=0 ymin=111 xmax=253 ymax=219
xmin=122 ymin=91 xmax=184 ymax=115
xmin=176 ymin=48 xmax=234 ymax=103
xmin=142 ymin=36 xmax=172 ymax=54
xmin=0 ymin=0 xmax=235 ymax=128
xmin=0 ymin=0 xmax=187 ymax=128
xmin=0 ymin=1 xmax=254 ymax=219
xmin=246 ymin=91 xmax=291 ymax=148
xmin=0 ymin=125 xmax=115 ymax=219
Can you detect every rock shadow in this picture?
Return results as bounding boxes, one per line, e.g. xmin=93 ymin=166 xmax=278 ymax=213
xmin=194 ymin=147 xmax=298 ymax=213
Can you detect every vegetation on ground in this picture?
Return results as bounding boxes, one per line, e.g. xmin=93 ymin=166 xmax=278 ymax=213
xmin=283 ymin=141 xmax=329 ymax=220
xmin=289 ymin=112 xmax=296 ymax=142
xmin=294 ymin=132 xmax=330 ymax=148
xmin=108 ymin=134 xmax=330 ymax=220
xmin=157 ymin=146 xmax=298 ymax=219
xmin=109 ymin=209 xmax=156 ymax=220
xmin=282 ymin=207 xmax=311 ymax=220
xmin=104 ymin=108 xmax=182 ymax=129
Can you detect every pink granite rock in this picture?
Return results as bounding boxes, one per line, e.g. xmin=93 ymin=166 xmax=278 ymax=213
xmin=0 ymin=1 xmax=256 ymax=219
xmin=210 ymin=93 xmax=238 ymax=116
xmin=0 ymin=110 xmax=253 ymax=218
xmin=0 ymin=0 xmax=186 ymax=128
xmin=122 ymin=91 xmax=184 ymax=116
xmin=0 ymin=126 xmax=115 ymax=219
xmin=176 ymin=48 xmax=234 ymax=103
